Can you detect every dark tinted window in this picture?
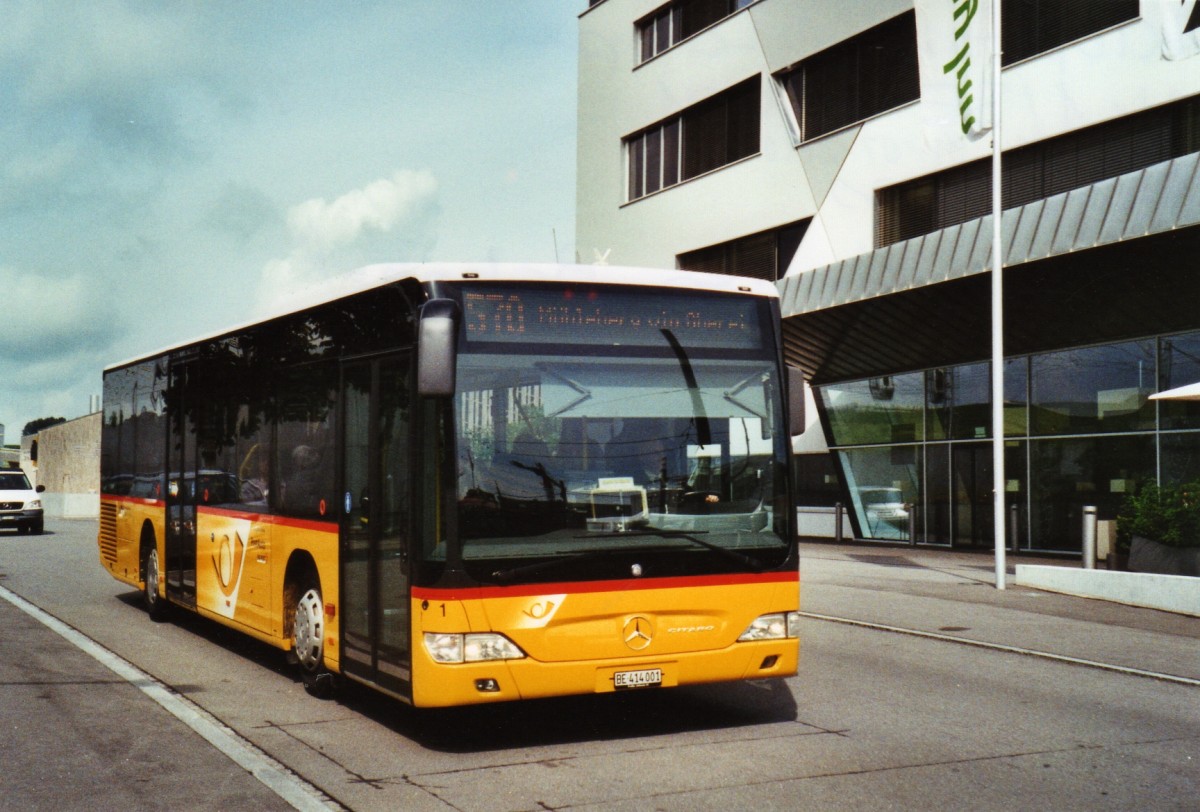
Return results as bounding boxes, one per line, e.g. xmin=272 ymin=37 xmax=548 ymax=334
xmin=627 ymin=76 xmax=759 ymax=200
xmin=678 ymin=219 xmax=810 ymax=282
xmin=101 ymin=360 xmax=167 ymax=498
xmin=779 ymin=12 xmax=919 ymax=143
xmin=877 ymin=95 xmax=1200 ymax=246
xmin=275 ymin=363 xmax=337 ymax=519
xmin=1003 ymin=0 xmax=1138 ymax=65
xmin=637 ymin=0 xmax=751 ymax=64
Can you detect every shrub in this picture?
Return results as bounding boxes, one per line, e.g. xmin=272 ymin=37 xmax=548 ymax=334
xmin=1117 ymin=480 xmax=1200 ymax=549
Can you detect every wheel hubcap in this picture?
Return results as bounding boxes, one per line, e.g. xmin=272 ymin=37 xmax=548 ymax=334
xmin=146 ymin=550 xmax=159 ymax=604
xmin=294 ymin=589 xmax=324 ymax=670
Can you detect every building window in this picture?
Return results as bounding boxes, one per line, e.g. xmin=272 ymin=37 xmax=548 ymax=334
xmin=1030 ymin=340 xmax=1157 ymax=436
xmin=815 ymin=332 xmax=1200 ymax=552
xmin=777 ymin=11 xmax=919 ymax=143
xmin=876 ymin=95 xmax=1200 ymax=247
xmin=626 ymin=76 xmax=760 ymax=201
xmin=639 ymin=4 xmax=682 ymax=62
xmin=637 ymin=0 xmax=755 ymax=63
xmin=677 ymin=219 xmax=809 ymax=282
xmin=1002 ymin=0 xmax=1139 ymax=65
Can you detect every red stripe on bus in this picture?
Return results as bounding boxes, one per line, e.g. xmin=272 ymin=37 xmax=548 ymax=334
xmin=101 ymin=494 xmax=165 ymax=508
xmin=97 ymin=498 xmax=336 ymax=534
xmin=411 ymin=570 xmax=798 ymax=601
xmin=197 ymin=506 xmax=337 ymax=534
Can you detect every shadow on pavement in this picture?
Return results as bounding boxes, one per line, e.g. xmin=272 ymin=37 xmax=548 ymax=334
xmin=115 ymin=591 xmax=799 ymax=754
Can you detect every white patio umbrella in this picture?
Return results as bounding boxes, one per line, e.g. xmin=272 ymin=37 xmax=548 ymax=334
xmin=1149 ymin=381 xmax=1200 ymax=401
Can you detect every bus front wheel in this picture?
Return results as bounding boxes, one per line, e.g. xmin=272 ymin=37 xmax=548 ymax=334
xmin=293 ymin=580 xmax=335 ymax=698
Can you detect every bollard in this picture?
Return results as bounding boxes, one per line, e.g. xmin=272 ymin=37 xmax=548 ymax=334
xmin=907 ymin=504 xmax=917 ymax=546
xmin=1082 ymin=505 xmax=1097 ymax=569
xmin=1009 ymin=502 xmax=1019 ymax=553
xmin=835 ymin=502 xmax=844 ymax=541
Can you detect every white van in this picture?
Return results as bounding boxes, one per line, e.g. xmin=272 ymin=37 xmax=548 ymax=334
xmin=0 ymin=470 xmax=44 ymax=535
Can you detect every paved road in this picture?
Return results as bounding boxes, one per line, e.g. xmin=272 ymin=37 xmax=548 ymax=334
xmin=1 ymin=521 xmax=1197 ymax=810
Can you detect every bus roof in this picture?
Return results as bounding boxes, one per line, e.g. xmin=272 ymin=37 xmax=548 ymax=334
xmin=105 ymin=263 xmax=779 ymax=372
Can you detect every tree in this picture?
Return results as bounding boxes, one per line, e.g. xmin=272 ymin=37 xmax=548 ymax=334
xmin=23 ymin=417 xmax=66 ymax=436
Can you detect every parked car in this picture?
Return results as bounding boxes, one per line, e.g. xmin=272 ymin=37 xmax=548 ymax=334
xmin=0 ymin=470 xmax=45 ymax=535
xmin=857 ymin=486 xmax=909 ymax=539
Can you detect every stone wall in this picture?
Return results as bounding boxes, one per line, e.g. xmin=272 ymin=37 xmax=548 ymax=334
xmin=35 ymin=412 xmax=101 ymax=518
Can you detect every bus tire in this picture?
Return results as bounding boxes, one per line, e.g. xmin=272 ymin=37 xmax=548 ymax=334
xmin=293 ymin=579 xmax=335 ymax=698
xmin=143 ymin=544 xmax=169 ymax=622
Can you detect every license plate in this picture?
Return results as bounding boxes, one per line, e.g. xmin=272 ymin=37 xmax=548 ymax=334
xmin=614 ymin=668 xmax=662 ymax=689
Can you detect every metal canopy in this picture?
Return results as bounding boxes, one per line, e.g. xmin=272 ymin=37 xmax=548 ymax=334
xmin=1150 ymin=381 xmax=1200 ymax=401
xmin=778 ymin=152 xmax=1200 ymax=383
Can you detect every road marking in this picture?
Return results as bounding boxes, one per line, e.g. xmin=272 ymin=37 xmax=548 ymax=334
xmin=0 ymin=584 xmax=341 ymax=812
xmin=799 ymin=611 xmax=1200 ymax=688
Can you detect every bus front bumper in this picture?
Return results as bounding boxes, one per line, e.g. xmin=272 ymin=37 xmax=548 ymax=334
xmin=410 ymin=638 xmax=798 ymax=708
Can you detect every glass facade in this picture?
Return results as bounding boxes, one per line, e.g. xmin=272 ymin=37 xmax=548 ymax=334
xmin=817 ymin=331 xmax=1200 ymax=553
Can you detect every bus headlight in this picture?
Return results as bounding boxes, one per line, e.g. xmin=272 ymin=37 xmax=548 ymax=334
xmin=738 ymin=612 xmax=801 ymax=642
xmin=423 ymin=632 xmax=526 ymax=663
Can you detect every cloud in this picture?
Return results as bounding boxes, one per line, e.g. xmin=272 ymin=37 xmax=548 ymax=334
xmin=286 ymin=169 xmax=438 ymax=249
xmin=0 ymin=266 xmax=121 ymax=429
xmin=0 ymin=2 xmax=250 ymax=218
xmin=9 ymin=2 xmax=199 ymax=104
xmin=0 ymin=268 xmax=123 ymax=362
xmin=258 ymin=170 xmax=439 ymax=309
xmin=203 ymin=183 xmax=282 ymax=243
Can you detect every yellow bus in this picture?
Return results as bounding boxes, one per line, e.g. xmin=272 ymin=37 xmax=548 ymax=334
xmin=98 ymin=264 xmax=802 ymax=707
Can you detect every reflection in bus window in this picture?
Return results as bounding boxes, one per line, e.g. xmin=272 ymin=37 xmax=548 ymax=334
xmin=453 ymin=348 xmax=789 ymax=581
xmin=275 ymin=366 xmax=336 ymax=518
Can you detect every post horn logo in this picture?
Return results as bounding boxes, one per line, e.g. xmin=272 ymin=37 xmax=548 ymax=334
xmin=623 ymin=616 xmax=654 ymax=651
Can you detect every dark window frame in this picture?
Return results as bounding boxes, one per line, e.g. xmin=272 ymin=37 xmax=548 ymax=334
xmin=677 ymin=219 xmax=810 ymax=282
xmin=626 ymin=76 xmax=760 ymax=202
xmin=1002 ymin=0 xmax=1139 ymax=66
xmin=636 ymin=0 xmax=757 ymax=64
xmin=777 ymin=11 xmax=920 ymax=144
xmin=876 ymin=95 xmax=1200 ymax=247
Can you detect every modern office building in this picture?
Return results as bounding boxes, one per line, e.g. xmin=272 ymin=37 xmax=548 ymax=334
xmin=577 ymin=0 xmax=1200 ymax=553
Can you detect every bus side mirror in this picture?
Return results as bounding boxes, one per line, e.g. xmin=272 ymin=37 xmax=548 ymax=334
xmin=417 ymin=299 xmax=460 ymax=397
xmin=788 ymin=366 xmax=806 ymax=436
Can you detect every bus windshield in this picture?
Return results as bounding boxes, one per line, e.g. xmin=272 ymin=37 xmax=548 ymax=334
xmin=444 ymin=285 xmax=791 ymax=584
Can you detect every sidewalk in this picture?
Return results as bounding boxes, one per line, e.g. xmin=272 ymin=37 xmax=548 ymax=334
xmin=0 ymin=590 xmax=301 ymax=811
xmin=797 ymin=540 xmax=1200 ymax=685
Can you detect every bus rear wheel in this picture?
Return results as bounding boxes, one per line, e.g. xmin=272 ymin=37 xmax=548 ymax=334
xmin=294 ymin=581 xmax=335 ymax=698
xmin=143 ymin=545 xmax=169 ymax=622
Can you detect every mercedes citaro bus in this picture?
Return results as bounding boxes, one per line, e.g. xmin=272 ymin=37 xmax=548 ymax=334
xmin=98 ymin=263 xmax=803 ymax=707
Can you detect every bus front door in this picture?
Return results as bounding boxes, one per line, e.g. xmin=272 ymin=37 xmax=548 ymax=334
xmin=340 ymin=356 xmax=412 ymax=695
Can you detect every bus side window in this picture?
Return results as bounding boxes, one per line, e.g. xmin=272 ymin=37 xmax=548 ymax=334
xmin=274 ymin=365 xmax=337 ymax=519
xmin=281 ymin=444 xmax=326 ymax=514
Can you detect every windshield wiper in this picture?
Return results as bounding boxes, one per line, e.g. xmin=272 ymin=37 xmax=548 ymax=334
xmin=489 ymin=530 xmax=766 ymax=584
xmin=538 ymin=365 xmax=592 ymax=417
xmin=490 ymin=549 xmax=613 ymax=584
xmin=661 ymin=329 xmax=711 ymax=447
xmin=580 ymin=530 xmax=764 ymax=573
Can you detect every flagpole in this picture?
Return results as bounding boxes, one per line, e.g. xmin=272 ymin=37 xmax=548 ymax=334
xmin=990 ymin=0 xmax=1006 ymax=590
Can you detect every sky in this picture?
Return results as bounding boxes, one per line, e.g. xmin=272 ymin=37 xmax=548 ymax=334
xmin=0 ymin=1 xmax=582 ymax=442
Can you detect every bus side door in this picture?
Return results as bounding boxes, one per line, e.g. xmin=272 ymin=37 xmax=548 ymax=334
xmin=340 ymin=355 xmax=413 ymax=694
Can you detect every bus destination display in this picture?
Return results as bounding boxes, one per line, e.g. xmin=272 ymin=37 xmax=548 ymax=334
xmin=461 ymin=286 xmax=763 ymax=350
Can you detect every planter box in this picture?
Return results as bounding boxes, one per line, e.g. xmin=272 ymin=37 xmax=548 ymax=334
xmin=1129 ymin=535 xmax=1200 ymax=577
